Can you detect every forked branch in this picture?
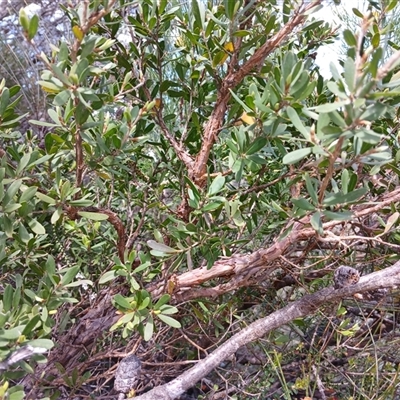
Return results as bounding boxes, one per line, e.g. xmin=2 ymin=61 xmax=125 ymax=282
xmin=190 ymin=1 xmax=323 ymax=185
xmin=135 ymin=262 xmax=400 ymax=400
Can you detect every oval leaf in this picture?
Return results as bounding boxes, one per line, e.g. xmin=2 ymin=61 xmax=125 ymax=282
xmin=77 ymin=211 xmax=109 ymax=221
xmin=208 ymin=174 xmax=225 ymax=196
xmin=147 ymin=240 xmax=178 ymax=253
xmin=283 ymin=148 xmax=312 ymax=164
xmin=157 ymin=314 xmax=182 ymax=328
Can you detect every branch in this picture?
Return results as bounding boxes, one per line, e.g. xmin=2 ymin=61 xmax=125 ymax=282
xmin=377 ymin=49 xmax=400 ymax=80
xmin=70 ymin=0 xmax=117 ymax=62
xmin=139 ymin=70 xmax=195 ymax=169
xmin=146 ymin=187 xmax=400 ymax=300
xmin=190 ymin=1 xmax=322 ymax=185
xmin=155 ymin=112 xmax=195 ymax=168
xmin=135 ymin=262 xmax=400 ymax=400
xmin=64 ymin=205 xmax=126 ymax=262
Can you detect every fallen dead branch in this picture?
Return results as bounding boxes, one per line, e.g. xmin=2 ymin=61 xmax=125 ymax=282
xmin=135 ymin=261 xmax=400 ymax=400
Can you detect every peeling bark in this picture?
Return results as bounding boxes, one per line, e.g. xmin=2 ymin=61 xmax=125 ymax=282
xmin=190 ymin=1 xmax=322 ymax=186
xmin=146 ymin=187 xmax=400 ymax=301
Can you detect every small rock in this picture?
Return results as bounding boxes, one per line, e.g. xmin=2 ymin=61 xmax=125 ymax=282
xmin=114 ymin=354 xmax=141 ymax=395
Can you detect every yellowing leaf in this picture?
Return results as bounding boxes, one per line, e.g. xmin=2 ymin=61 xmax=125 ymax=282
xmin=224 ymin=41 xmax=234 ymax=52
xmin=97 ymin=171 xmax=111 ymax=180
xmin=72 ymin=25 xmax=84 ymax=41
xmin=380 ymin=211 xmax=399 ymax=236
xmin=240 ymin=112 xmax=255 ymax=125
xmin=213 ymin=43 xmax=234 ymax=67
xmin=38 ymin=81 xmax=62 ymax=94
xmin=154 ymin=98 xmax=161 ymax=109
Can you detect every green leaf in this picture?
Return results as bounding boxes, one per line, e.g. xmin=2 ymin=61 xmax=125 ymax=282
xmin=99 ymin=270 xmax=117 ymax=284
xmin=115 ymin=312 xmax=135 ymax=326
xmin=22 ymin=315 xmax=41 ymax=335
xmin=3 ymin=179 xmax=22 ymax=205
xmin=352 ymin=8 xmax=364 ymax=18
xmin=355 ymin=129 xmax=382 ymax=144
xmin=54 ymin=90 xmax=71 ymax=106
xmin=184 ymin=176 xmax=200 ymax=208
xmin=310 ymin=211 xmax=323 ymax=234
xmin=286 ymin=106 xmax=310 ymax=141
xmin=27 ymin=338 xmax=54 ymax=349
xmin=147 ymin=240 xmax=178 ymax=253
xmin=69 ymin=198 xmax=93 ymax=207
xmin=45 ymin=255 xmax=55 ymax=274
xmin=323 ymin=187 xmax=368 ymax=206
xmin=29 ymin=119 xmax=59 ymax=128
xmin=27 ymin=154 xmax=53 ymax=168
xmin=77 ymin=211 xmax=109 ymax=221
xmin=157 ymin=313 xmax=182 ymax=328
xmin=19 ymin=8 xmax=30 ymax=31
xmin=282 ymin=0 xmax=290 ymax=23
xmin=246 ymin=137 xmax=267 ymax=155
xmin=212 ymin=50 xmax=228 ymax=68
xmin=60 ymin=265 xmax=80 ymax=286
xmin=247 ymin=154 xmax=268 ymax=164
xmin=305 ymin=173 xmax=318 ymax=204
xmin=143 ymin=316 xmax=154 ymax=341
xmin=344 ymin=57 xmax=355 ymax=92
xmin=369 ymin=48 xmax=383 ymax=78
xmin=292 ymin=198 xmax=315 ymax=211
xmin=0 ymin=326 xmax=24 ymax=340
xmin=229 ymin=89 xmax=252 ymax=112
xmin=4 ymin=203 xmax=21 ymax=213
xmin=224 ymin=0 xmax=236 ymax=19
xmin=28 ymin=218 xmax=46 ymax=234
xmin=371 ymin=32 xmax=380 ymax=48
xmin=0 ymin=87 xmax=10 ymax=116
xmin=51 ymin=207 xmax=63 ymax=224
xmin=38 ymin=81 xmax=63 ymax=94
xmin=282 ymin=148 xmax=312 ymax=164
xmin=202 ymin=202 xmax=222 ymax=212
xmin=138 ymin=296 xmax=150 ymax=311
xmin=18 ymin=223 xmax=31 ymax=243
xmin=386 ymin=0 xmax=397 ymax=12
xmin=158 ymin=305 xmax=179 ymax=315
xmin=191 ymin=0 xmax=205 ymax=31
xmin=232 ymin=211 xmax=245 ymax=227
xmin=343 ymin=29 xmax=357 ymax=47
xmin=314 ymin=100 xmax=348 ymax=113
xmin=154 ymin=294 xmax=171 ymax=310
xmin=51 ymin=64 xmax=71 ymax=86
xmin=35 ymin=192 xmax=56 ymax=205
xmin=233 ymin=30 xmax=250 ymax=37
xmin=323 ymin=210 xmax=353 ymax=221
xmin=265 ymin=13 xmax=276 ymax=35
xmin=359 ymin=102 xmax=386 ymax=122
xmin=28 ymin=14 xmax=39 ymax=40
xmin=20 ymin=186 xmax=37 ymax=202
xmin=114 ymin=294 xmax=132 ymax=310
xmin=3 ymin=284 xmax=13 ymax=312
xmin=327 ymin=81 xmax=348 ymax=99
xmin=64 ymin=279 xmax=93 ymax=288
xmin=208 ymin=174 xmax=225 ymax=196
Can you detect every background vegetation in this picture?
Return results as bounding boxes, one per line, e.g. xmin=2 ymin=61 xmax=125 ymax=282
xmin=1 ymin=0 xmax=400 ymax=399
